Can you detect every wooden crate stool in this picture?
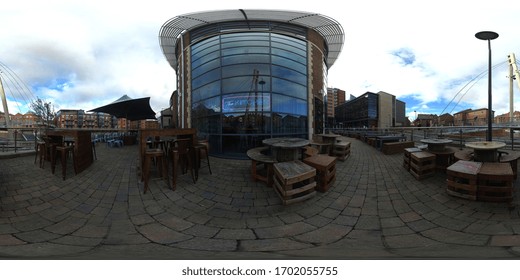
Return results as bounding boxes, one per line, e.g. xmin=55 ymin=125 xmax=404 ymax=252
xmin=403 ymin=147 xmax=422 ymax=170
xmin=446 ymin=160 xmax=482 ymax=200
xmin=477 ymin=162 xmax=514 ymax=203
xmin=332 ymin=141 xmax=350 ymax=161
xmin=409 ymin=151 xmax=436 ymax=180
xmin=303 ymin=154 xmax=336 ymax=192
xmin=273 ymin=160 xmax=316 ymax=205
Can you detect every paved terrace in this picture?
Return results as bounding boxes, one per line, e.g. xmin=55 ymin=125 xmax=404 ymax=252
xmin=1 ymin=137 xmax=520 ymax=259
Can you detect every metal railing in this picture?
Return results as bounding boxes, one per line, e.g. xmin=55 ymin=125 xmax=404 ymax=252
xmin=328 ymin=125 xmax=520 ymax=151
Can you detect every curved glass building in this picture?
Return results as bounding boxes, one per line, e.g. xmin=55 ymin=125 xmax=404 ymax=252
xmin=159 ymin=9 xmax=344 ymax=158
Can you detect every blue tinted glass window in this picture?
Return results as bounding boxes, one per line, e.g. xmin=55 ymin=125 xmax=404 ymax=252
xmin=272 ymin=78 xmax=306 ymax=98
xmin=221 ymin=33 xmax=269 ymax=42
xmin=221 ymin=47 xmax=270 ymax=56
xmin=191 ymin=36 xmax=219 ymax=53
xmin=272 ymin=94 xmax=307 ymax=116
xmin=222 ymin=64 xmax=270 ymax=79
xmin=271 ymin=55 xmax=306 ymax=74
xmin=192 ymin=68 xmax=220 ymax=89
xmin=271 ymin=48 xmax=306 ymax=64
xmin=271 ymin=65 xmax=306 ymax=85
xmin=192 ymin=96 xmax=221 ymax=113
xmin=271 ymin=42 xmax=307 ymax=56
xmin=222 ymin=54 xmax=270 ymax=66
xmin=222 ymin=40 xmax=270 ymax=49
xmin=192 ymin=58 xmax=220 ymax=79
xmin=221 ymin=77 xmax=258 ymax=94
xmin=271 ymin=33 xmax=306 ymax=49
xmin=192 ymin=50 xmax=220 ymax=69
xmin=192 ymin=80 xmax=220 ymax=102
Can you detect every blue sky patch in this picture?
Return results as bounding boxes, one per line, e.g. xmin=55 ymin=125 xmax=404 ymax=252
xmin=391 ymin=48 xmax=416 ymax=66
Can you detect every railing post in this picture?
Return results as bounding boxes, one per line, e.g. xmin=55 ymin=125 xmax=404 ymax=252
xmin=459 ymin=129 xmax=463 ymax=150
xmin=511 ymin=128 xmax=515 ymax=150
xmin=14 ymin=129 xmax=17 ymax=152
xmin=411 ymin=129 xmax=414 ymax=142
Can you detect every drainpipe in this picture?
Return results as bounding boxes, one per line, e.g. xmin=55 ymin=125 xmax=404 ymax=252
xmin=180 ymin=31 xmax=185 ymax=128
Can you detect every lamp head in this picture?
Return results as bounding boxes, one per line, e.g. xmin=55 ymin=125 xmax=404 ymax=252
xmin=475 ymin=31 xmax=499 ymax=40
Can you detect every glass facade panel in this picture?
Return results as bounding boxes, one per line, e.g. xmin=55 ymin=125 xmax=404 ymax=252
xmin=192 ymin=80 xmax=220 ymax=102
xmin=222 ymin=54 xmax=270 ymax=66
xmin=272 ymin=78 xmax=306 ymax=99
xmin=222 ymin=64 xmax=270 ymax=79
xmin=192 ymin=58 xmax=220 ymax=79
xmin=190 ymin=31 xmax=309 ymax=158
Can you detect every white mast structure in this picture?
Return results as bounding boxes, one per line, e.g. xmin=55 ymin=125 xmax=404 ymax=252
xmin=0 ymin=74 xmax=11 ymax=127
xmin=508 ymin=53 xmax=520 ymax=123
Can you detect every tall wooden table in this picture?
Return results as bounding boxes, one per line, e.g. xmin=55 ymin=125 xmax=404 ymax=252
xmin=139 ymin=128 xmax=197 ymax=186
xmin=46 ymin=130 xmax=93 ymax=174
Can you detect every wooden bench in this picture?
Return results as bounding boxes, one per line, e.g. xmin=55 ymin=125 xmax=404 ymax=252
xmin=273 ymin=160 xmax=316 ymax=205
xmin=382 ymin=141 xmax=415 ymax=155
xmin=246 ymin=146 xmax=277 ymax=187
xmin=303 ymin=154 xmax=336 ymax=192
xmin=446 ymin=160 xmax=482 ymax=200
xmin=409 ymin=151 xmax=436 ymax=180
xmin=454 ymin=150 xmax=473 ymax=162
xmin=499 ymin=151 xmax=520 ymax=179
xmin=478 ymin=162 xmax=514 ymax=203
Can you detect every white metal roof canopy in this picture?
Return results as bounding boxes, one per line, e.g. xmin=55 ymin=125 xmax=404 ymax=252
xmin=158 ymin=9 xmax=344 ymax=70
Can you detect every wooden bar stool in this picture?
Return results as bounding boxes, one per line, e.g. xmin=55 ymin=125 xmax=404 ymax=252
xmin=34 ymin=141 xmax=46 ymax=168
xmin=142 ymin=148 xmax=168 ymax=193
xmin=54 ymin=145 xmax=77 ymax=180
xmin=194 ymin=139 xmax=212 ymax=176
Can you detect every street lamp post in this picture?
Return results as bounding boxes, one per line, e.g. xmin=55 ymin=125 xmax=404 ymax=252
xmin=475 ymin=31 xmax=499 ymax=142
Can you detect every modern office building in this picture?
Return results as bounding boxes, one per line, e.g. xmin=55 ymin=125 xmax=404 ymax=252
xmin=159 ymin=9 xmax=344 ymax=158
xmin=335 ymin=91 xmax=406 ymax=128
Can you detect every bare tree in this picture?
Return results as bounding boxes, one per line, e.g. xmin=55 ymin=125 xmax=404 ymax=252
xmin=30 ymin=97 xmax=56 ymax=128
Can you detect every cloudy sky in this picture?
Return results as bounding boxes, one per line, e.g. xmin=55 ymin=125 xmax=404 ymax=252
xmin=1 ymin=0 xmax=519 ymax=120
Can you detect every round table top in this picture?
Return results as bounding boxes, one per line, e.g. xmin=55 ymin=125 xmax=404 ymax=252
xmin=465 ymin=141 xmax=506 ymax=150
xmin=420 ymin=138 xmax=453 ymax=145
xmin=262 ymin=137 xmax=309 ymax=148
xmin=318 ymin=133 xmax=340 ymax=138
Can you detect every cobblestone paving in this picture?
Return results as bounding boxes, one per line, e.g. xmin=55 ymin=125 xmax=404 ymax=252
xmin=1 ymin=137 xmax=520 ymax=259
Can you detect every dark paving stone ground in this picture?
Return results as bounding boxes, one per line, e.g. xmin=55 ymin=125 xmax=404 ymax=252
xmin=1 ymin=137 xmax=520 ymax=259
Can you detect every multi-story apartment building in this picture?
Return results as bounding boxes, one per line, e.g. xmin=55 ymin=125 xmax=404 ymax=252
xmin=453 ymin=108 xmax=492 ymax=126
xmin=9 ymin=112 xmax=39 ymax=128
xmin=495 ymin=111 xmax=520 ymax=124
xmin=326 ymin=88 xmax=346 ymax=128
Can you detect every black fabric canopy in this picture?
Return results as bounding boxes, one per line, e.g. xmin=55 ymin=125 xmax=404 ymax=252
xmin=89 ymin=95 xmax=156 ymax=121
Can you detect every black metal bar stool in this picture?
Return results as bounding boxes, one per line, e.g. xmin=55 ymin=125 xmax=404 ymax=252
xmin=194 ymin=139 xmax=212 ymax=176
xmin=53 ymin=145 xmax=77 ymax=180
xmin=142 ymin=148 xmax=168 ymax=193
